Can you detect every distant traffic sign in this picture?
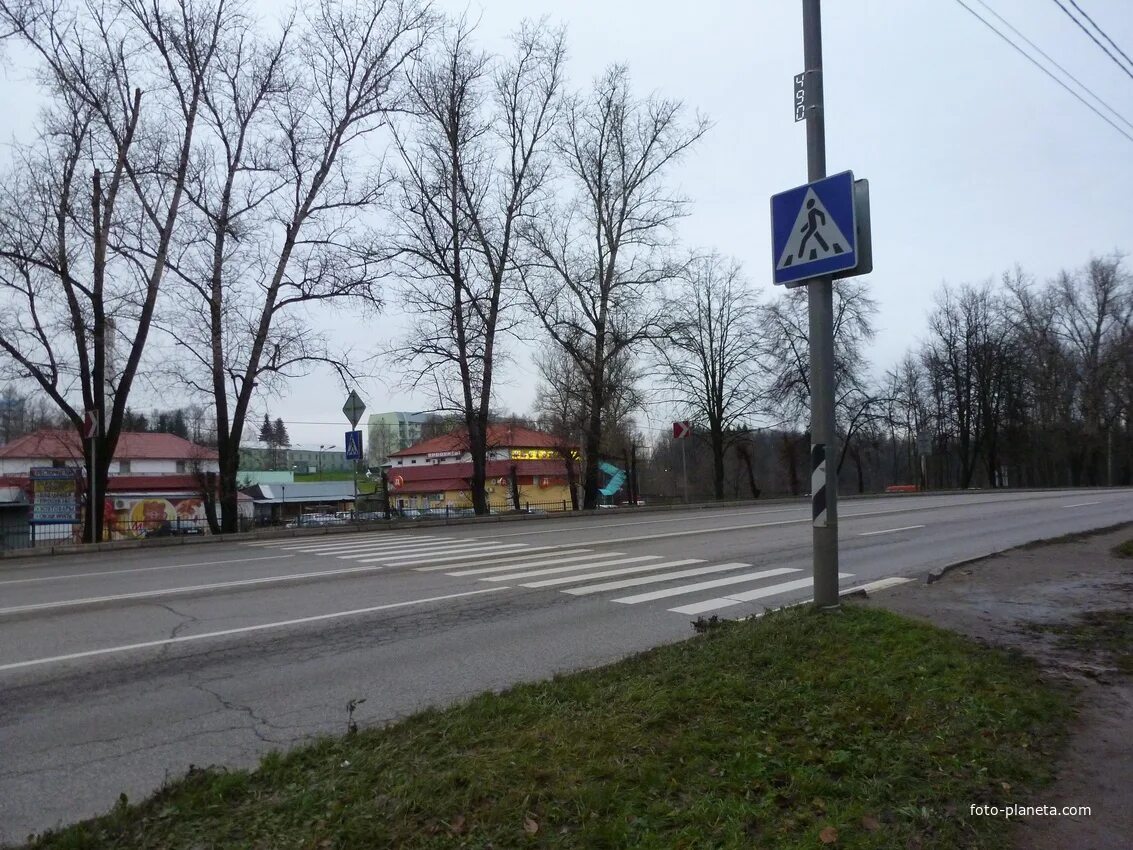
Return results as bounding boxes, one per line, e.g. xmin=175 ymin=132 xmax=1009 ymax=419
xmin=771 ymin=170 xmax=859 ymax=286
xmin=672 ymin=421 xmax=691 ymax=440
xmin=345 ymin=430 xmax=363 ymax=460
xmin=342 ymin=390 xmax=366 ymax=429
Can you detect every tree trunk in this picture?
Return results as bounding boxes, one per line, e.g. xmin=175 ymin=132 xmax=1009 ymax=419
xmin=468 ymin=418 xmax=488 ymax=515
xmin=509 ymin=463 xmax=521 ymax=511
xmin=710 ymin=425 xmax=725 ymax=500
xmin=216 ymin=435 xmax=239 ymax=534
xmin=736 ymin=443 xmax=761 ymax=499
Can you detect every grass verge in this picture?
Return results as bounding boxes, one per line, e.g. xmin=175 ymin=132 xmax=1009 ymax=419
xmin=1112 ymin=537 xmax=1133 ymax=559
xmin=21 ymin=607 xmax=1072 ymax=850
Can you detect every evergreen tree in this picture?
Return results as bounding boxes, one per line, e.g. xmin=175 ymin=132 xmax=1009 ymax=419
xmin=274 ymin=417 xmax=290 ymax=447
xmin=259 ymin=414 xmax=274 ymax=444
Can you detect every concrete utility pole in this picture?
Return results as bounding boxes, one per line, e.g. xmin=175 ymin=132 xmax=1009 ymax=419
xmin=802 ymin=0 xmax=840 ymax=610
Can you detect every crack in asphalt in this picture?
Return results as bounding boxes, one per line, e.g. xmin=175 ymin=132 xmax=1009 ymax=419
xmin=190 ymin=679 xmax=290 ymax=746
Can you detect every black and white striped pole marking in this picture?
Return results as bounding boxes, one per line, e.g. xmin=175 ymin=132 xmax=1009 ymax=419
xmin=811 ymin=444 xmax=827 ymax=527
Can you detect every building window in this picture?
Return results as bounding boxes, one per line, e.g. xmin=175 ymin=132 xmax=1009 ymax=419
xmin=176 ymin=461 xmax=187 ymax=473
xmin=119 ymin=460 xmax=131 ymax=473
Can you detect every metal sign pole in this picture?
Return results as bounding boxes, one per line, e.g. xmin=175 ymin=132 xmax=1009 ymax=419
xmin=803 ymin=0 xmax=840 ymax=610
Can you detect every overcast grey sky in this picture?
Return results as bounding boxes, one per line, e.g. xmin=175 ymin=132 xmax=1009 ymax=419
xmin=4 ymin=0 xmax=1132 ymax=451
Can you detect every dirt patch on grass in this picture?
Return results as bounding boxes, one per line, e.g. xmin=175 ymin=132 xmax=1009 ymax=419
xmin=862 ymin=523 xmax=1133 ymax=850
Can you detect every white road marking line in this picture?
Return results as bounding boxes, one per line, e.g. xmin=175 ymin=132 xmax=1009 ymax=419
xmin=563 ymin=562 xmax=766 ymax=595
xmin=334 ymin=539 xmax=495 ymax=560
xmin=776 ymin=576 xmax=918 ymax=611
xmin=0 ymin=563 xmax=396 ymax=616
xmin=612 ymin=568 xmax=803 ymax=604
xmin=460 ymin=506 xmax=803 ymax=539
xmin=0 ymin=554 xmax=297 ymax=587
xmin=858 ymin=525 xmax=925 ymax=537
xmin=243 ymin=533 xmax=400 ymax=548
xmin=670 ymin=573 xmax=853 ymax=616
xmin=445 ymin=551 xmax=605 ymax=576
xmin=520 ymin=559 xmax=704 ymax=589
xmin=379 ymin=544 xmax=532 ymax=567
xmin=271 ymin=535 xmax=440 ymax=553
xmin=1063 ymin=501 xmax=1102 ymax=508
xmin=0 ymin=587 xmax=511 ymax=673
xmin=561 ymin=501 xmax=1057 ymax=548
xmin=418 ymin=547 xmax=584 ymax=572
xmin=482 ymin=556 xmax=662 ymax=582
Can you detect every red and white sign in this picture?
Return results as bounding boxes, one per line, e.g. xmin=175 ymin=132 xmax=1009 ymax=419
xmin=82 ymin=409 xmax=99 ymax=440
xmin=672 ymin=420 xmax=692 ymax=440
xmin=390 ymin=474 xmax=405 ymax=489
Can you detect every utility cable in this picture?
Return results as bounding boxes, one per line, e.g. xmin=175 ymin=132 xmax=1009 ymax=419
xmin=1049 ymin=0 xmax=1133 ymax=83
xmin=973 ymin=0 xmax=1133 ymax=132
xmin=951 ymin=0 xmax=1133 ymax=145
xmin=1066 ymin=0 xmax=1133 ymax=73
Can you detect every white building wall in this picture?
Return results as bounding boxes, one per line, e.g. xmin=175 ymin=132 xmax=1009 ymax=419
xmin=1 ymin=456 xmax=219 ymax=475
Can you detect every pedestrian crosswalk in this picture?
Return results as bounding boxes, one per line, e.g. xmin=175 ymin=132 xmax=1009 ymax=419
xmin=244 ymin=532 xmax=879 ymax=618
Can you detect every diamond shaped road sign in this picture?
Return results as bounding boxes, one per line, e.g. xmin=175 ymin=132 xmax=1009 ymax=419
xmin=342 ymin=390 xmax=366 ymax=429
xmin=672 ymin=421 xmax=691 ymax=440
xmin=770 ymin=170 xmax=861 ymax=286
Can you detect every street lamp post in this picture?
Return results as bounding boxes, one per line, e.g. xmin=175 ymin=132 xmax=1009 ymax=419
xmin=317 ymin=444 xmax=332 ymax=476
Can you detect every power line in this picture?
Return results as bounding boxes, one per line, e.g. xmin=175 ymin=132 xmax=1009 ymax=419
xmin=972 ymin=0 xmax=1133 ymax=132
xmin=1066 ymin=0 xmax=1133 ymax=72
xmin=1049 ymin=0 xmax=1133 ymax=83
xmin=951 ymin=0 xmax=1133 ymax=145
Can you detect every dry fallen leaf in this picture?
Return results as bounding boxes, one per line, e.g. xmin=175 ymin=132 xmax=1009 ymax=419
xmin=524 ymin=816 xmax=539 ymax=835
xmin=819 ymin=825 xmax=838 ymax=844
xmin=861 ymin=815 xmax=881 ymax=832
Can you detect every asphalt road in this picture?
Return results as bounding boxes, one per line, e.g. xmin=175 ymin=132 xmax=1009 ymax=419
xmin=1 ymin=488 xmax=1131 ymax=842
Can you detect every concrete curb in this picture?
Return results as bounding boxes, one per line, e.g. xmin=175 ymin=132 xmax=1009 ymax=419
xmin=926 ymin=551 xmax=1004 ymax=584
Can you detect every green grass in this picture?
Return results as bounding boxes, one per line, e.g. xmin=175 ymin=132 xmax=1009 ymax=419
xmin=293 ymin=472 xmax=361 ymax=482
xmin=1112 ymin=537 xmax=1133 ymax=559
xmin=20 ymin=607 xmax=1072 ymax=850
xmin=1029 ymin=609 xmax=1133 ymax=675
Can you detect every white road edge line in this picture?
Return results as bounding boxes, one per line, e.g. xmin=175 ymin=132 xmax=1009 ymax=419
xmin=0 ymin=587 xmax=511 ymax=673
xmin=0 ymin=554 xmax=297 ymax=587
xmin=858 ymin=525 xmax=926 ymax=537
xmin=738 ymin=576 xmax=918 ymax=621
xmin=0 ymin=563 xmax=396 ymax=615
xmin=669 ymin=573 xmax=854 ymax=616
xmin=1063 ymin=501 xmax=1102 ymax=508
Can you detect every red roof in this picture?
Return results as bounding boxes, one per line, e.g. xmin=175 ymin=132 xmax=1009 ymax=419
xmin=0 ymin=429 xmax=218 ymax=461
xmin=389 ymin=425 xmax=568 ymax=458
xmin=388 ymin=459 xmax=571 ymax=492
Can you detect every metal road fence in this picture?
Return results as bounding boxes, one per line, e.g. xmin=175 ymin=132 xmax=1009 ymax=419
xmin=0 ymin=497 xmax=756 ymax=551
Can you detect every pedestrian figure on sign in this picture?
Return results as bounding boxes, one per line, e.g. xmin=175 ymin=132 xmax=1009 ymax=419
xmin=799 ymin=198 xmax=831 ymax=260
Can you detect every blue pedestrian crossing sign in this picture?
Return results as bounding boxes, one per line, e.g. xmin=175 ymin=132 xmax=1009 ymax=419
xmin=345 ymin=430 xmax=363 ymax=460
xmin=770 ymin=170 xmax=860 ymax=286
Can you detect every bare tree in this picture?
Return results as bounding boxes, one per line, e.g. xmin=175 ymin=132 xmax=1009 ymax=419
xmin=654 ymin=252 xmax=765 ymax=499
xmin=759 ymin=279 xmax=880 ymax=485
xmin=0 ymin=0 xmax=226 ymax=540
xmin=390 ymin=18 xmax=565 ymax=515
xmin=522 ymin=65 xmax=709 ymax=509
xmin=1053 ymin=256 xmax=1130 ymax=484
xmin=158 ymin=0 xmax=432 ymax=532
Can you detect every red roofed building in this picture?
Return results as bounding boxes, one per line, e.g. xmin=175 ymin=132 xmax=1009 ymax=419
xmin=0 ymin=430 xmax=233 ymax=543
xmin=386 ymin=424 xmax=578 ymax=511
xmin=0 ymin=430 xmax=218 ymax=476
